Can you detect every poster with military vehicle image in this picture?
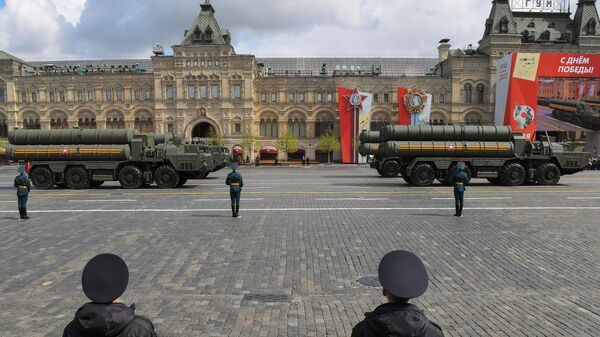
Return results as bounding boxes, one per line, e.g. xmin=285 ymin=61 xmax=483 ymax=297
xmin=537 ymin=78 xmax=600 ymax=132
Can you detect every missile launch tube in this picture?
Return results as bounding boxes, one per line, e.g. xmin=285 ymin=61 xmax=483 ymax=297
xmin=359 ymin=131 xmax=381 ymax=143
xmin=6 ymin=145 xmax=131 ymax=161
xmin=8 ymin=129 xmax=140 ymax=145
xmin=383 ymin=141 xmax=515 ymax=158
xmin=358 ymin=143 xmax=381 ymax=156
xmin=380 ymin=125 xmax=513 ymax=142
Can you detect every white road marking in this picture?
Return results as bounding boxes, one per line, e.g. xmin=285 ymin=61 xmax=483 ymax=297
xmin=316 ymin=198 xmax=389 ymax=201
xmin=567 ymin=197 xmax=600 ymax=200
xmin=431 ymin=197 xmax=513 ymax=200
xmin=68 ymin=199 xmax=137 ymax=203
xmin=192 ymin=198 xmax=265 ymax=201
xmin=0 ymin=206 xmax=599 ymax=214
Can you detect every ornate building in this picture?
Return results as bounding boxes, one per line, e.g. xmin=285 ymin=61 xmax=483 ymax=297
xmin=0 ymin=0 xmax=599 ymax=161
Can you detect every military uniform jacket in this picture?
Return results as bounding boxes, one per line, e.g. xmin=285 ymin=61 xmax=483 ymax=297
xmin=351 ymin=303 xmax=444 ymax=337
xmin=14 ymin=174 xmax=31 ymax=197
xmin=63 ymin=303 xmax=157 ymax=337
xmin=449 ymin=171 xmax=468 ymax=192
xmin=226 ymin=171 xmax=244 ymax=192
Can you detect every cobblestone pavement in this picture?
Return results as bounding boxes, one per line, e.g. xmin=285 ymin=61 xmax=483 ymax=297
xmin=2 ymin=165 xmax=600 ymax=336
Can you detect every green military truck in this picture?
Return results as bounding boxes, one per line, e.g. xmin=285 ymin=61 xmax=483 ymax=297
xmin=189 ymin=139 xmax=231 ymax=178
xmin=359 ymin=125 xmax=590 ymax=186
xmin=6 ymin=129 xmax=213 ymax=189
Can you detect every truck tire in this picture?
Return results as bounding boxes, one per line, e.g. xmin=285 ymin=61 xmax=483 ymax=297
xmin=65 ymin=166 xmax=92 ymax=189
xmin=410 ymin=163 xmax=436 ymax=186
xmin=118 ymin=165 xmax=144 ymax=189
xmin=176 ymin=177 xmax=188 ymax=187
xmin=30 ymin=167 xmax=55 ymax=190
xmin=154 ymin=165 xmax=180 ymax=189
xmin=380 ymin=160 xmax=401 ymax=177
xmin=536 ymin=163 xmax=561 ymax=185
xmin=500 ymin=162 xmax=525 ymax=186
xmin=402 ymin=175 xmax=413 ymax=185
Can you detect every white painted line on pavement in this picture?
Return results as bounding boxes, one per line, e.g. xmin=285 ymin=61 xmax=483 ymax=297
xmin=431 ymin=197 xmax=513 ymax=200
xmin=316 ymin=198 xmax=389 ymax=201
xmin=192 ymin=198 xmax=265 ymax=201
xmin=567 ymin=197 xmax=600 ymax=200
xmin=1 ymin=206 xmax=600 ymax=214
xmin=68 ymin=199 xmax=137 ymax=202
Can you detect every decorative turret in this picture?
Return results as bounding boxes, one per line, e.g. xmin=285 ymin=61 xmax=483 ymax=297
xmin=181 ymin=0 xmax=231 ymax=46
xmin=573 ymin=0 xmax=600 ymax=43
xmin=483 ymin=0 xmax=517 ymax=38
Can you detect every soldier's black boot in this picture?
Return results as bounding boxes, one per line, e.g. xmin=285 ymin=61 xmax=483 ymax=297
xmin=22 ymin=208 xmax=30 ymax=219
xmin=454 ymin=204 xmax=460 ymax=217
xmin=459 ymin=205 xmax=463 ymax=217
xmin=235 ymin=205 xmax=240 ymax=218
xmin=18 ymin=208 xmax=24 ymax=219
xmin=231 ymin=205 xmax=236 ymax=218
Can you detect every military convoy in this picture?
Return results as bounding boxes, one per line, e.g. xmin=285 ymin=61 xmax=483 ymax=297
xmin=359 ymin=125 xmax=590 ymax=186
xmin=539 ymin=98 xmax=600 ymax=130
xmin=6 ymin=129 xmax=230 ymax=189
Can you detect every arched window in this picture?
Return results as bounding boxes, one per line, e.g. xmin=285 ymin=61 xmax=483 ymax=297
xmin=134 ymin=111 xmax=154 ymax=133
xmin=50 ymin=111 xmax=69 ymax=129
xmin=587 ymin=18 xmax=597 ymax=35
xmin=499 ymin=17 xmax=509 ymax=33
xmin=0 ymin=81 xmax=6 ymax=103
xmin=106 ymin=111 xmax=125 ymax=129
xmin=463 ymin=84 xmax=473 ymax=104
xmin=22 ymin=112 xmax=41 ymax=130
xmin=477 ymin=84 xmax=485 ymax=104
xmin=540 ymin=30 xmax=550 ymax=41
xmin=78 ymin=111 xmax=96 ymax=129
xmin=259 ymin=116 xmax=278 ymax=138
xmin=0 ymin=112 xmax=8 ymax=137
xmin=464 ymin=111 xmax=483 ymax=125
xmin=315 ymin=112 xmax=336 ymax=137
xmin=370 ymin=112 xmax=390 ymax=132
xmin=287 ymin=117 xmax=306 ymax=138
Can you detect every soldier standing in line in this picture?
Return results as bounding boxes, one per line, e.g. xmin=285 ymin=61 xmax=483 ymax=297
xmin=14 ymin=166 xmax=31 ymax=220
xmin=448 ymin=162 xmax=468 ymax=217
xmin=62 ymin=254 xmax=157 ymax=337
xmin=351 ymin=250 xmax=444 ymax=337
xmin=226 ymin=162 xmax=243 ymax=218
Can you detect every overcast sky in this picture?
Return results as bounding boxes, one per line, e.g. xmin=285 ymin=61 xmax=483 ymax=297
xmin=0 ymin=0 xmax=585 ymax=61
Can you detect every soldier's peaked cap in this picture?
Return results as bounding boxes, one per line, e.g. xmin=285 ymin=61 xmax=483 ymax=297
xmin=378 ymin=250 xmax=428 ymax=299
xmin=82 ymin=254 xmax=129 ymax=304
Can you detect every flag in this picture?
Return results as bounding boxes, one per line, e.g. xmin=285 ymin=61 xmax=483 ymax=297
xmin=338 ymin=87 xmax=372 ymax=164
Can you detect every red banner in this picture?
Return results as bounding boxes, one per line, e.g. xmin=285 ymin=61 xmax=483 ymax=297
xmin=338 ymin=87 xmax=355 ymax=164
xmin=398 ymin=87 xmax=410 ymax=125
xmin=538 ymin=54 xmax=600 ymax=78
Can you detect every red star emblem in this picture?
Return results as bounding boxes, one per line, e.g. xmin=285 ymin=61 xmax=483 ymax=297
xmin=448 ymin=145 xmax=455 ymax=151
xmin=343 ymin=89 xmax=368 ymax=112
xmin=62 ymin=147 xmax=69 ymax=154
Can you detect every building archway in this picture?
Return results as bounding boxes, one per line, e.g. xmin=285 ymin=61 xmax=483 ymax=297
xmin=192 ymin=122 xmax=217 ymax=138
xmin=260 ymin=145 xmax=278 ymax=161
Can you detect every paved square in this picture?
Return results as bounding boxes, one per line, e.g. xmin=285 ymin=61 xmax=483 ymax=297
xmin=1 ymin=165 xmax=600 ymax=336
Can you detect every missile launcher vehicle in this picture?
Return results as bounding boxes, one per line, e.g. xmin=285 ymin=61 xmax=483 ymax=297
xmin=359 ymin=125 xmax=590 ymax=186
xmin=6 ymin=129 xmax=213 ymax=189
xmin=548 ymin=99 xmax=600 ymax=130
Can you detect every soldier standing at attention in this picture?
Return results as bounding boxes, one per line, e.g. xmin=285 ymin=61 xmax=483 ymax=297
xmin=351 ymin=250 xmax=444 ymax=337
xmin=14 ymin=166 xmax=31 ymax=220
xmin=449 ymin=162 xmax=468 ymax=217
xmin=226 ymin=162 xmax=243 ymax=218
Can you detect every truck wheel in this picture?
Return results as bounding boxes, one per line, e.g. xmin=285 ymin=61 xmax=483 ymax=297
xmin=154 ymin=165 xmax=180 ymax=189
xmin=536 ymin=163 xmax=561 ymax=185
xmin=500 ymin=162 xmax=525 ymax=186
xmin=402 ymin=175 xmax=413 ymax=185
xmin=65 ymin=166 xmax=92 ymax=189
xmin=118 ymin=165 xmax=143 ymax=189
xmin=410 ymin=163 xmax=436 ymax=186
xmin=30 ymin=167 xmax=55 ymax=190
xmin=380 ymin=160 xmax=401 ymax=177
xmin=176 ymin=177 xmax=188 ymax=187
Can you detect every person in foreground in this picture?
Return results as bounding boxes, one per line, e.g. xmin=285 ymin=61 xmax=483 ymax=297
xmin=449 ymin=162 xmax=468 ymax=217
xmin=14 ymin=165 xmax=31 ymax=219
xmin=63 ymin=253 xmax=157 ymax=337
xmin=351 ymin=250 xmax=444 ymax=337
xmin=226 ymin=162 xmax=243 ymax=218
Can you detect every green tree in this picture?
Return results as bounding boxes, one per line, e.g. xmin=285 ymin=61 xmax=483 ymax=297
xmin=318 ymin=130 xmax=341 ymax=164
xmin=206 ymin=127 xmax=224 ymax=147
xmin=241 ymin=128 xmax=256 ymax=161
xmin=277 ymin=130 xmax=299 ymax=163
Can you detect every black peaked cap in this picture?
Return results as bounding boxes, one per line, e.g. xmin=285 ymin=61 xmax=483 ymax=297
xmin=378 ymin=250 xmax=428 ymax=299
xmin=82 ymin=254 xmax=129 ymax=304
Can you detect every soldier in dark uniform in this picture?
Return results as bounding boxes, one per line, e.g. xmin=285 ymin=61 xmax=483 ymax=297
xmin=226 ymin=162 xmax=243 ymax=218
xmin=448 ymin=162 xmax=468 ymax=217
xmin=63 ymin=254 xmax=157 ymax=337
xmin=14 ymin=166 xmax=31 ymax=220
xmin=352 ymin=250 xmax=444 ymax=337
